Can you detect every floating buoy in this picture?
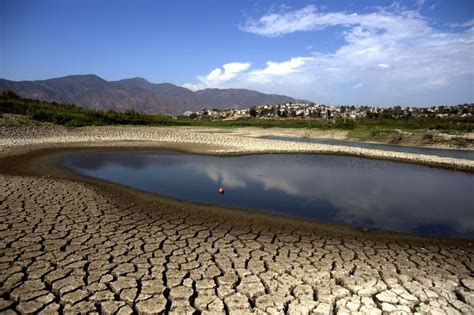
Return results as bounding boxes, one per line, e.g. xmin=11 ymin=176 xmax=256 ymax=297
xmin=218 ymin=187 xmax=224 ymax=194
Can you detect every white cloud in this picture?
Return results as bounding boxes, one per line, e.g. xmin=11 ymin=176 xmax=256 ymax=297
xmin=184 ymin=62 xmax=251 ymax=91
xmin=185 ymin=5 xmax=474 ymax=105
xmin=378 ymin=63 xmax=391 ymax=69
xmin=415 ymin=0 xmax=426 ymax=8
xmin=451 ymin=19 xmax=474 ymax=28
xmin=254 ymin=57 xmax=312 ymax=76
xmin=241 ymin=5 xmax=431 ymax=39
xmin=240 ymin=5 xmax=322 ymax=37
xmin=182 ymin=82 xmax=206 ymax=91
xmin=247 ymin=57 xmax=314 ymax=84
xmin=219 ymin=62 xmax=251 ymax=80
xmin=352 ymin=83 xmax=364 ymax=89
xmin=184 ymin=57 xmax=312 ymax=89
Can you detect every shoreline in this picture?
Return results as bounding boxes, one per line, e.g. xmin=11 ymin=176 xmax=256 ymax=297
xmin=1 ymin=125 xmax=473 ymax=173
xmin=223 ymin=126 xmax=474 ymax=151
xmin=1 ymin=127 xmax=473 ymax=314
xmin=255 ymin=133 xmax=474 ymax=152
xmin=0 ymin=143 xmax=472 ymax=245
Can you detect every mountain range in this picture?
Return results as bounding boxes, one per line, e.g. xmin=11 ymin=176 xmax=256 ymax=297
xmin=0 ymin=75 xmax=297 ymax=115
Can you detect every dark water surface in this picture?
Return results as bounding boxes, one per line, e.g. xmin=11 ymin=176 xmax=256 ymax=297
xmin=261 ymin=135 xmax=474 ymax=160
xmin=61 ymin=151 xmax=474 ymax=239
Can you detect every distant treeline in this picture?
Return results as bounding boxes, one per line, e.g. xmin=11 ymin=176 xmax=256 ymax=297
xmin=0 ymin=90 xmax=472 ymax=132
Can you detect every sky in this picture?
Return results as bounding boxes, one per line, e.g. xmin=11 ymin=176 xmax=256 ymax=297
xmin=1 ymin=0 xmax=473 ymax=106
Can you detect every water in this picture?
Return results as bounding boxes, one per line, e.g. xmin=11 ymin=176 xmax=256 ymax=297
xmin=261 ymin=135 xmax=474 ymax=160
xmin=61 ymin=151 xmax=474 ymax=239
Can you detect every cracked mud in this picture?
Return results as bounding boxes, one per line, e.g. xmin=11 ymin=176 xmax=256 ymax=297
xmin=1 ymin=173 xmax=473 ymax=314
xmin=0 ymin=126 xmax=473 ymax=314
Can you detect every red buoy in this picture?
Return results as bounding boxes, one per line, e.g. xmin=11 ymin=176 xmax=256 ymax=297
xmin=218 ymin=187 xmax=224 ymax=194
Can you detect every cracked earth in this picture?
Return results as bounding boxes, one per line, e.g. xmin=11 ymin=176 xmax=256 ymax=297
xmin=0 ymin=125 xmax=473 ymax=314
xmin=0 ymin=172 xmax=473 ymax=314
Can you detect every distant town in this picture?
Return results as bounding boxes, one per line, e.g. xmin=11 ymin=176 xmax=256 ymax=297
xmin=182 ymin=102 xmax=474 ymax=121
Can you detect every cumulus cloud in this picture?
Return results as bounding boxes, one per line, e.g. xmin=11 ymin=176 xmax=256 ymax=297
xmin=183 ymin=62 xmax=251 ymax=91
xmin=184 ymin=5 xmax=474 ymax=105
xmin=248 ymin=57 xmax=313 ymax=84
xmin=184 ymin=57 xmax=312 ymax=89
xmin=255 ymin=57 xmax=312 ymax=76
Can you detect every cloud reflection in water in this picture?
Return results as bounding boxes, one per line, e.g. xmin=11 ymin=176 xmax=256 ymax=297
xmin=62 ymin=151 xmax=474 ymax=239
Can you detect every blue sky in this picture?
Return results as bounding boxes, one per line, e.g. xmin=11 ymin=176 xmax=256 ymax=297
xmin=1 ymin=0 xmax=473 ymax=106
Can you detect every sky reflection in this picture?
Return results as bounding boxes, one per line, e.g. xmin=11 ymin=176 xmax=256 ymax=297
xmin=61 ymin=151 xmax=474 ymax=239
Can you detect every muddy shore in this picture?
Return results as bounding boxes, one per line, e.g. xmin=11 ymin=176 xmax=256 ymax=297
xmin=1 ymin=125 xmax=473 ymax=172
xmin=0 ymin=126 xmax=473 ymax=314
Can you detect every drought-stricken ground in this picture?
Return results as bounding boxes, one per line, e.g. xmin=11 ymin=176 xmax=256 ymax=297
xmin=0 ymin=174 xmax=473 ymax=314
xmin=0 ymin=125 xmax=473 ymax=314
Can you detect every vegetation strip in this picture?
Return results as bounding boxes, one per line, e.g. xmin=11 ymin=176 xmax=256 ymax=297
xmin=1 ymin=91 xmax=473 ymax=136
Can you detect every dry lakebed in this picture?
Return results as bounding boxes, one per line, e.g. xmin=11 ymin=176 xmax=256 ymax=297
xmin=0 ymin=125 xmax=473 ymax=314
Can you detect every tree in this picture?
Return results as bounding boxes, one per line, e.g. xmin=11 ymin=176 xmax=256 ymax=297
xmin=0 ymin=90 xmax=20 ymax=99
xmin=249 ymin=106 xmax=257 ymax=117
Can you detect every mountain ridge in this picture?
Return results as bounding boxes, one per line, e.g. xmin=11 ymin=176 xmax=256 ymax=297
xmin=0 ymin=75 xmax=297 ymax=115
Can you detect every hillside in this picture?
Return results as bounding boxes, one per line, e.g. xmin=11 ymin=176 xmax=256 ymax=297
xmin=0 ymin=75 xmax=296 ymax=115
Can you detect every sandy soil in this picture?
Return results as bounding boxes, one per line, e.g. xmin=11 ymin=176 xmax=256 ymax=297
xmin=1 ymin=125 xmax=473 ymax=171
xmin=0 ymin=125 xmax=473 ymax=314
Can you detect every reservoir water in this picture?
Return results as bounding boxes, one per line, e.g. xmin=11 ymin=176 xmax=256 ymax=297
xmin=260 ymin=135 xmax=474 ymax=160
xmin=61 ymin=151 xmax=474 ymax=239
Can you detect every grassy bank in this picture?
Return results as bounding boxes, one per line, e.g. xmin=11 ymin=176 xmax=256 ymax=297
xmin=1 ymin=91 xmax=473 ymax=144
xmin=193 ymin=118 xmax=472 ymax=133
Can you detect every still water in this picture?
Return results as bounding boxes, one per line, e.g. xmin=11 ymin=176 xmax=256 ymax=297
xmin=261 ymin=135 xmax=474 ymax=160
xmin=61 ymin=151 xmax=474 ymax=239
